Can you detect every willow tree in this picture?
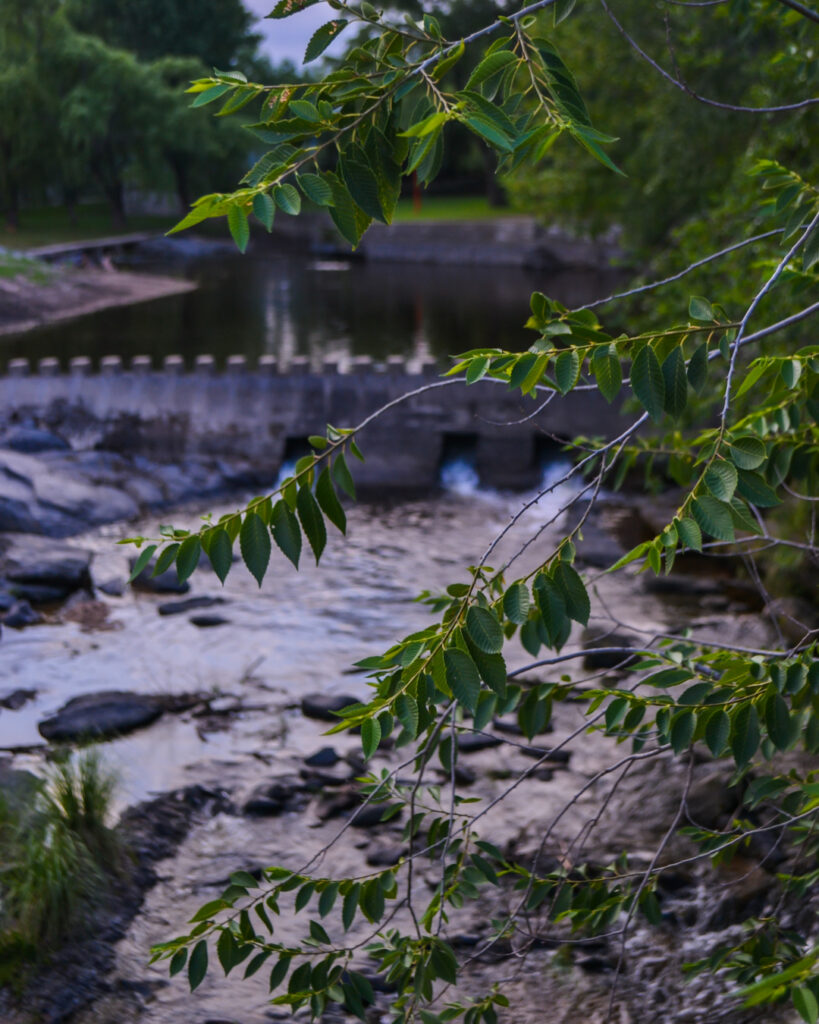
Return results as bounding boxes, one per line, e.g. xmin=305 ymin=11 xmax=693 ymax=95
xmin=129 ymin=1 xmax=819 ymax=1020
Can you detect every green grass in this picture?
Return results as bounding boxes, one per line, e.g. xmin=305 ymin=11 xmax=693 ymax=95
xmin=0 ymin=250 xmax=54 ymax=284
xmin=0 ymin=751 xmax=122 ymax=973
xmin=392 ymin=195 xmax=517 ymax=222
xmin=4 ymin=202 xmax=175 ymax=251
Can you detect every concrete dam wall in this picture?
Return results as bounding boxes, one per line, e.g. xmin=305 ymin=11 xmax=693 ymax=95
xmin=0 ymin=354 xmax=624 ymax=493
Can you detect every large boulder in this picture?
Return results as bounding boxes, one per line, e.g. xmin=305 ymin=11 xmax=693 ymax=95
xmin=0 ymin=533 xmax=92 ymax=600
xmin=1 ymin=427 xmax=70 ymax=454
xmin=38 ymin=691 xmax=164 ymax=742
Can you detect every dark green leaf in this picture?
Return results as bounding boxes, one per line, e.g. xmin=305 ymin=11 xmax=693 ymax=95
xmin=176 ymin=536 xmax=202 ymax=583
xmin=705 ymin=460 xmax=738 ymax=502
xmin=736 ymin=470 xmax=780 ymax=508
xmin=304 ymin=19 xmax=348 ymax=63
xmin=465 ymin=606 xmax=504 ymax=654
xmin=227 ymin=206 xmax=250 ymax=253
xmin=592 ymin=344 xmax=621 ymax=403
xmin=271 ymin=500 xmax=301 ymax=568
xmin=273 ymin=183 xmax=301 ymax=215
xmin=728 ymin=436 xmax=766 ymax=471
xmin=298 ymin=173 xmax=334 ymax=207
xmin=689 ymin=296 xmax=714 ymax=322
xmin=670 ymin=710 xmax=695 ymax=753
xmin=661 ymin=347 xmax=687 ymax=419
xmin=316 ymin=468 xmax=346 ymax=534
xmin=705 ymin=709 xmax=730 ymax=756
xmin=332 ymin=452 xmax=356 ymax=499
xmin=731 ymin=703 xmax=760 ymax=767
xmin=692 ymin=496 xmax=735 ymax=542
xmin=687 ymin=343 xmax=708 ymax=394
xmin=129 ymin=544 xmax=157 ymax=583
xmin=553 ymin=562 xmax=589 ymax=625
xmin=341 ymin=159 xmax=386 ymax=223
xmin=208 ymin=529 xmax=233 ymax=583
xmin=152 ymin=542 xmax=180 ymax=577
xmin=632 ymin=346 xmax=665 ymax=423
xmin=170 ymin=948 xmax=187 ymax=976
xmin=240 ymin=511 xmax=271 ymax=586
xmin=188 ymin=940 xmax=208 ymax=991
xmin=361 ymin=717 xmax=381 ymax=760
xmin=555 ymin=349 xmax=580 ymax=395
xmin=677 ymin=516 xmax=702 ymax=552
xmin=253 ymin=193 xmax=275 ymax=231
xmin=444 ymin=648 xmax=481 ymax=712
xmin=466 ymin=50 xmax=517 ymax=90
xmin=765 ymin=693 xmax=793 ymax=751
xmin=296 ymin=485 xmax=326 ymax=563
xmin=503 ymin=582 xmax=530 ymax=625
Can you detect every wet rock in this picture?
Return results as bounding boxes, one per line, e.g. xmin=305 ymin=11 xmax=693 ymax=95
xmin=129 ymin=556 xmax=190 ymax=594
xmin=1 ymin=427 xmax=70 ymax=453
xmin=456 ymin=732 xmax=503 ymax=753
xmin=704 ymin=861 xmax=775 ymax=930
xmin=97 ymin=578 xmax=126 ymax=597
xmin=189 ymin=613 xmax=230 ymax=628
xmin=494 ymin=716 xmax=554 ymax=737
xmin=0 ymin=533 xmax=92 ymax=592
xmin=576 ymin=954 xmax=617 ymax=974
xmin=435 ymin=764 xmax=477 ymax=786
xmin=158 ymin=595 xmax=226 ymax=616
xmin=299 ymin=763 xmax=353 ymax=788
xmin=366 ymin=843 xmax=405 ymax=867
xmin=304 ymin=746 xmax=341 ymax=768
xmin=686 ymin=768 xmax=741 ymax=830
xmin=301 ymin=691 xmax=360 ymax=721
xmin=531 ymin=767 xmax=554 ymax=782
xmin=243 ymin=776 xmax=307 ymax=816
xmin=350 ymin=802 xmax=402 ymax=828
xmin=520 ymin=745 xmax=572 ymax=765
xmin=3 ymin=599 xmax=42 ymax=628
xmin=581 ymin=627 xmax=640 ymax=671
xmin=38 ymin=690 xmax=164 ymax=742
xmin=0 ymin=591 xmax=14 ymax=611
xmin=12 ymin=582 xmax=71 ymax=604
xmin=0 ymin=687 xmax=36 ymax=710
xmin=315 ymin=788 xmax=359 ymax=821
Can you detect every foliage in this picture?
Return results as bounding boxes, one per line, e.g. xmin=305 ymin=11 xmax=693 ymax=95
xmin=0 ymin=751 xmax=121 ymax=964
xmin=120 ymin=1 xmax=819 ymax=1021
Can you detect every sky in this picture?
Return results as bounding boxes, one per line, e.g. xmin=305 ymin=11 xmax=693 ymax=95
xmin=244 ymin=0 xmax=347 ymax=65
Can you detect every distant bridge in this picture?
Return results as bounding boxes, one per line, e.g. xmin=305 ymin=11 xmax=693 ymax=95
xmin=0 ymin=355 xmax=623 ymax=492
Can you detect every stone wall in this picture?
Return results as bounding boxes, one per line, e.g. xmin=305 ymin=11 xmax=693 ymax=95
xmin=0 ymin=355 xmax=624 ymax=492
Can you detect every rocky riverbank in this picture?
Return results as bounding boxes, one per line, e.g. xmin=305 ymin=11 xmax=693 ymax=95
xmin=0 ymin=473 xmax=804 ymax=1024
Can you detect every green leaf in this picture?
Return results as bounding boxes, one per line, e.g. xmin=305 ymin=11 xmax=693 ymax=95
xmin=465 ymin=606 xmax=504 ymax=654
xmin=240 ymin=511 xmax=271 ymax=586
xmin=227 ymin=205 xmax=250 ymax=253
xmin=342 ymin=883 xmax=360 ymax=930
xmin=728 ymin=435 xmax=766 ymax=470
xmin=271 ymin=500 xmax=301 ymax=568
xmin=765 ymin=693 xmax=793 ymax=752
xmin=341 ymin=159 xmax=386 ymax=223
xmin=176 ymin=536 xmax=202 ymax=583
xmin=304 ymin=19 xmax=348 ymax=63
xmin=444 ymin=648 xmax=481 ymax=713
xmin=298 ymin=172 xmax=334 ymax=207
xmin=316 ymin=468 xmax=346 ymax=534
xmin=461 ymin=113 xmax=513 ymax=152
xmin=661 ymin=347 xmax=687 ymax=419
xmin=206 ymin=530 xmax=232 ymax=584
xmin=704 ymin=460 xmax=738 ymax=502
xmin=395 ymin=694 xmax=419 ymax=738
xmin=705 ymin=709 xmax=730 ymax=756
xmin=466 ymin=50 xmax=517 ymax=91
xmin=296 ymin=485 xmax=327 ymax=564
xmin=153 ymin=543 xmax=180 ymax=577
xmin=503 ymin=582 xmax=530 ymax=625
xmin=689 ymin=295 xmax=714 ymax=322
xmin=687 ymin=343 xmax=708 ymax=394
xmin=191 ymin=83 xmax=232 ymax=107
xmin=554 ymin=0 xmax=577 ymax=23
xmin=692 ymin=496 xmax=735 ymax=542
xmin=129 ymin=544 xmax=157 ymax=583
xmin=361 ymin=717 xmax=381 ymax=760
xmin=591 ymin=344 xmax=621 ymax=403
xmin=793 ymin=985 xmax=819 ymax=1024
xmin=188 ymin=940 xmax=208 ymax=991
xmin=670 ymin=710 xmax=695 ymax=753
xmin=736 ymin=470 xmax=780 ymax=508
xmin=553 ymin=562 xmax=589 ymax=626
xmin=318 ymin=882 xmax=339 ymax=917
xmin=676 ymin=517 xmax=702 ymax=552
xmin=170 ymin=948 xmax=188 ymax=976
xmin=268 ymin=954 xmax=291 ymax=992
xmin=332 ymin=452 xmax=356 ymax=499
xmin=731 ymin=703 xmax=760 ymax=767
xmin=533 ymin=573 xmax=568 ymax=647
xmin=253 ymin=193 xmax=275 ymax=231
xmin=554 ymin=349 xmax=580 ymax=395
xmin=631 ymin=346 xmax=665 ymax=423
xmin=273 ymin=183 xmax=301 ymax=216
xmin=780 ymin=358 xmax=802 ymax=389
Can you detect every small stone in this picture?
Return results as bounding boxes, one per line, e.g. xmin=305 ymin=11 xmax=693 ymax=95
xmin=456 ymin=732 xmax=502 ymax=753
xmin=494 ymin=717 xmax=554 ymax=737
xmin=244 ymin=776 xmax=306 ymax=816
xmin=3 ymin=600 xmax=42 ymax=628
xmin=158 ymin=596 xmax=227 ymax=616
xmin=97 ymin=578 xmax=126 ymax=597
xmin=304 ymin=746 xmax=341 ymax=768
xmin=129 ymin=557 xmax=190 ymax=595
xmin=350 ymin=802 xmax=401 ymax=829
xmin=1 ymin=427 xmax=70 ymax=454
xmin=301 ymin=692 xmax=359 ymax=722
xmin=189 ymin=614 xmax=230 ymax=628
xmin=38 ymin=691 xmax=164 ymax=742
xmin=366 ymin=843 xmax=405 ymax=867
xmin=520 ymin=745 xmax=571 ymax=765
xmin=0 ymin=687 xmax=36 ymax=710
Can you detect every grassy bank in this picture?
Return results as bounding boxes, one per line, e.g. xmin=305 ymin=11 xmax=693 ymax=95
xmin=3 ymin=203 xmax=175 ymax=251
xmin=392 ymin=195 xmax=515 ymax=222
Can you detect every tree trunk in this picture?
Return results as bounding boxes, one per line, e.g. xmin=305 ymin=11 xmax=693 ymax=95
xmin=481 ymin=146 xmax=507 ymax=208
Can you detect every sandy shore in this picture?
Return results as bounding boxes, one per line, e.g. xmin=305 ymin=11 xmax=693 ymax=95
xmin=0 ymin=264 xmax=196 ymax=337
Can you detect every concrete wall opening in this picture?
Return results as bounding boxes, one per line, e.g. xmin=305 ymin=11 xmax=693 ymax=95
xmin=438 ymin=433 xmax=480 ymax=495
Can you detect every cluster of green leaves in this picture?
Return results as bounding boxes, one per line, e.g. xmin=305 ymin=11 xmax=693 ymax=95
xmin=170 ymin=0 xmax=622 ymax=248
xmin=124 ymin=429 xmax=360 ymax=586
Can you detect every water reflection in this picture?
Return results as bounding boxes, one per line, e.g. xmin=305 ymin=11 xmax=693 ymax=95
xmin=0 ymin=241 xmax=625 ymax=370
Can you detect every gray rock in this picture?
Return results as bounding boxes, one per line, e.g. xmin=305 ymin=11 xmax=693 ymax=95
xmin=157 ymin=595 xmax=226 ymax=616
xmin=301 ymin=692 xmax=359 ymax=721
xmin=520 ymin=745 xmax=572 ymax=765
xmin=0 ymin=687 xmax=36 ymax=710
xmin=0 ymin=591 xmax=15 ymax=611
xmin=366 ymin=843 xmax=405 ymax=867
xmin=1 ymin=427 xmax=69 ymax=454
xmin=456 ymin=732 xmax=503 ymax=753
xmin=189 ymin=614 xmax=229 ymax=628
xmin=350 ymin=802 xmax=401 ymax=828
xmin=3 ymin=600 xmax=43 ymax=628
xmin=243 ymin=776 xmax=306 ymax=816
xmin=38 ymin=691 xmax=164 ymax=742
xmin=581 ymin=627 xmax=639 ymax=671
xmin=97 ymin=578 xmax=126 ymax=597
xmin=304 ymin=746 xmax=341 ymax=768
xmin=11 ymin=583 xmax=70 ymax=604
xmin=0 ymin=533 xmax=92 ymax=590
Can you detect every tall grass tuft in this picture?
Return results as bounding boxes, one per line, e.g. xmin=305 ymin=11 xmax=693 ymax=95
xmin=0 ymin=750 xmax=122 ymax=962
